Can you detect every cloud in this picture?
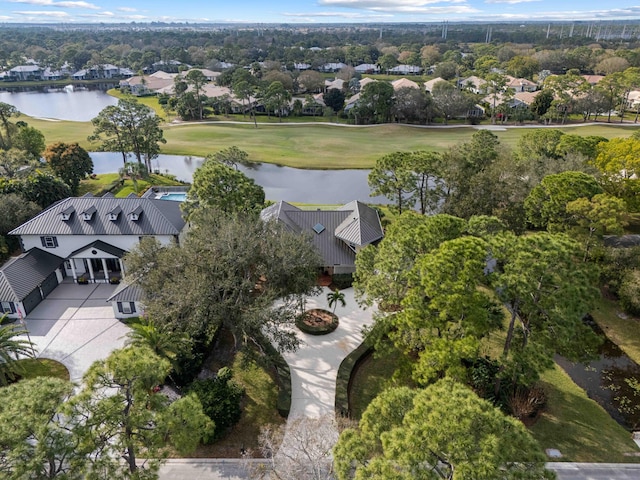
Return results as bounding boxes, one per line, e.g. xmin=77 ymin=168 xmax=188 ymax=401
xmin=117 ymin=7 xmax=137 ymax=12
xmin=316 ymin=0 xmax=477 ymax=14
xmin=13 ymin=10 xmax=70 ymax=17
xmin=283 ymin=11 xmax=394 ymax=18
xmin=485 ymin=0 xmax=540 ymax=4
xmin=8 ymin=0 xmax=100 ymax=9
xmin=475 ymin=6 xmax=640 ymax=21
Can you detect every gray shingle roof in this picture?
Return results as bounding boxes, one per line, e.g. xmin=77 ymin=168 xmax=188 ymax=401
xmin=0 ymin=248 xmax=63 ymax=301
xmin=9 ymin=195 xmax=186 ymax=237
xmin=107 ymin=282 xmax=144 ymax=303
xmin=261 ymin=201 xmax=384 ymax=267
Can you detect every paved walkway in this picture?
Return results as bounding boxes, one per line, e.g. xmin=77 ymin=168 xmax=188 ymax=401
xmin=20 ymin=282 xmax=129 ymax=383
xmin=281 ymin=286 xmax=373 ymax=418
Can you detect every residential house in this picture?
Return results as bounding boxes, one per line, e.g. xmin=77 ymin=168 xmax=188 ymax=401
xmin=458 ymin=75 xmax=487 ymax=94
xmin=119 ymin=71 xmax=176 ymax=96
xmin=354 ymin=63 xmax=380 ymax=74
xmin=181 ymin=68 xmax=220 ymax=82
xmin=260 ymin=201 xmax=384 ymax=274
xmin=582 ymin=74 xmax=605 ymax=86
xmin=358 ymin=77 xmax=377 ymax=89
xmin=505 ymin=75 xmax=538 ymax=93
xmin=293 ymin=63 xmax=311 ymax=71
xmin=424 ymin=77 xmax=446 ymax=93
xmin=320 ymin=62 xmax=347 ymax=73
xmin=72 ymin=64 xmax=132 ymax=80
xmin=325 ymin=78 xmax=345 ymax=91
xmin=391 ymin=78 xmax=420 ymax=90
xmin=8 ymin=65 xmax=43 ymax=81
xmin=388 ymin=65 xmax=422 ymax=75
xmin=42 ymin=67 xmax=64 ymax=81
xmin=152 ymin=60 xmax=187 ymax=73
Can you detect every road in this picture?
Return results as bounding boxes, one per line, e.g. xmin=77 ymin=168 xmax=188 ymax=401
xmin=159 ymin=460 xmax=640 ymax=479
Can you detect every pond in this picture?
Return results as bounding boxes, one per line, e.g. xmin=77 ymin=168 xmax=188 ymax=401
xmin=0 ymin=87 xmax=117 ymax=122
xmin=90 ymin=153 xmax=388 ymax=205
xmin=556 ymin=316 xmax=640 ymax=430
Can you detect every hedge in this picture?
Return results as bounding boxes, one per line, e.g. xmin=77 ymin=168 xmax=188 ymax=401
xmin=334 ymin=341 xmax=372 ymax=418
xmin=264 ymin=341 xmax=292 ymax=418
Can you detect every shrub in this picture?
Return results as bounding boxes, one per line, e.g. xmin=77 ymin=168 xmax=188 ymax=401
xmin=295 ymin=309 xmax=339 ymax=335
xmin=331 ymin=273 xmax=353 ymax=289
xmin=188 ymin=367 xmax=245 ymax=442
xmin=619 ymin=269 xmax=640 ymax=316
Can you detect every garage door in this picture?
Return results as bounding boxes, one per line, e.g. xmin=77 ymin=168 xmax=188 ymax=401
xmin=40 ymin=270 xmax=59 ymax=298
xmin=22 ymin=289 xmax=42 ymax=315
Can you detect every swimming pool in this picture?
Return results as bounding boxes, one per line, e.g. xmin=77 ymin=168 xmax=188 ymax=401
xmin=157 ymin=193 xmax=187 ymax=202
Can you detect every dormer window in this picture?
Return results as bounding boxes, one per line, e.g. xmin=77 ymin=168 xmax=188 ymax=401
xmin=108 ymin=205 xmax=122 ymax=221
xmin=59 ymin=206 xmax=74 ymax=221
xmin=81 ymin=206 xmax=96 ymax=221
xmin=128 ymin=205 xmax=143 ymax=222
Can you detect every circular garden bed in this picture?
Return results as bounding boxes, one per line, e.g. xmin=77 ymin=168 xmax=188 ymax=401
xmin=296 ymin=308 xmax=339 ymax=335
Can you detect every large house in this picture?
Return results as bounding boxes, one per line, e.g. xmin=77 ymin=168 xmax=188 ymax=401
xmin=2 ymin=193 xmax=186 ymax=319
xmin=260 ymin=201 xmax=384 ymax=275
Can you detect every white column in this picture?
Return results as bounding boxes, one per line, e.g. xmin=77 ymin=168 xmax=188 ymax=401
xmin=87 ymin=259 xmax=95 ymax=283
xmin=101 ymin=258 xmax=109 ymax=282
xmin=70 ymin=259 xmax=77 ymax=282
xmin=118 ymin=258 xmax=125 ymax=278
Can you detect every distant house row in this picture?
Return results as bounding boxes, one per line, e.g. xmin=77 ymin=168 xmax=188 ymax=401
xmin=0 ymin=62 xmax=135 ymax=81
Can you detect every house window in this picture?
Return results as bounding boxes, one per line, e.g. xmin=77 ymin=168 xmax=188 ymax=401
xmin=1 ymin=302 xmax=15 ymax=314
xmin=118 ymin=302 xmax=136 ymax=315
xmin=40 ymin=236 xmax=58 ymax=248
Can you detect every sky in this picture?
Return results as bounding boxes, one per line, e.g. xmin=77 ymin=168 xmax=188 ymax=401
xmin=1 ymin=0 xmax=640 ymax=24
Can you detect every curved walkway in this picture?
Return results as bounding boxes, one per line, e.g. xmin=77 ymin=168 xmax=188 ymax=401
xmin=281 ymin=286 xmax=373 ymax=418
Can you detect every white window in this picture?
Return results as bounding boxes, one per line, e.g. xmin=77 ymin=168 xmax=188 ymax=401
xmin=1 ymin=302 xmax=13 ymax=314
xmin=121 ymin=303 xmax=132 ymax=314
xmin=41 ymin=236 xmax=58 ymax=248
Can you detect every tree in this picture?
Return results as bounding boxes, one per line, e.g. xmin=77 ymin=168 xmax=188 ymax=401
xmin=256 ymin=415 xmax=339 ymax=480
xmin=0 ymin=193 xmax=41 ymax=254
xmin=43 ymin=142 xmax=93 ymax=194
xmin=505 ymin=55 xmax=540 ymax=79
xmin=13 ymin=171 xmax=72 ymax=209
xmin=185 ymin=159 xmax=265 ymax=217
xmin=0 ymin=102 xmax=19 ymax=150
xmin=184 ymin=69 xmax=208 ymax=120
xmin=126 ymin=316 xmax=191 ymax=374
xmin=356 ymin=81 xmax=394 ymax=124
xmin=368 ymin=152 xmax=416 ymax=214
xmin=516 ymin=128 xmax=565 ymax=161
xmin=410 ymin=150 xmax=443 ymax=215
xmin=0 ymin=322 xmax=36 ymax=386
xmin=0 ymin=148 xmax=40 ymax=179
xmin=262 ymin=81 xmax=292 ymax=121
xmin=354 ymin=213 xmax=467 ymax=309
xmin=489 ymin=232 xmax=601 ymax=394
xmin=12 ymin=125 xmax=45 ymax=160
xmin=297 ymin=70 xmax=325 ymax=93
xmin=525 ymin=171 xmax=603 ymax=231
xmin=187 ymin=367 xmax=244 ymax=442
xmin=323 ymin=88 xmax=345 ymax=113
xmin=595 ymin=136 xmax=640 ymax=180
xmin=124 ymin=210 xmax=321 ymax=359
xmin=0 ymin=377 xmax=85 ymax=478
xmin=233 ymin=79 xmax=258 ymax=127
xmin=334 ymin=379 xmax=552 ymax=480
xmin=393 ymin=236 xmax=502 ymax=384
xmin=89 ymin=98 xmax=166 ymax=170
xmin=118 ymin=160 xmax=148 ymax=194
xmin=431 ymin=80 xmax=476 ymax=124
xmin=530 ymin=88 xmax=553 ymax=118
xmin=67 ymin=346 xmax=213 ymax=478
xmin=566 ymin=193 xmax=628 ymax=260
xmin=391 ymin=87 xmax=429 ymax=124
xmin=327 ymin=289 xmax=346 ymax=313
xmin=555 ymin=134 xmax=607 ymax=160
xmin=209 ymin=145 xmax=250 ymax=169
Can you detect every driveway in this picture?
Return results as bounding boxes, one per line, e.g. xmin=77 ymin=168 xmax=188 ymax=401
xmin=20 ymin=282 xmax=130 ymax=383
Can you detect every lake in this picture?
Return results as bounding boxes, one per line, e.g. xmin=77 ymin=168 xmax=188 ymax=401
xmin=0 ymin=87 xmax=117 ymax=121
xmin=90 ymin=153 xmax=387 ymax=205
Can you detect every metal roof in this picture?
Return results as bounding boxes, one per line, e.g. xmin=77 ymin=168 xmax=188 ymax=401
xmin=106 ymin=282 xmax=144 ymax=303
xmin=9 ymin=195 xmax=186 ymax=237
xmin=0 ymin=248 xmax=63 ymax=301
xmin=69 ymin=240 xmax=126 ymax=258
xmin=261 ymin=201 xmax=384 ymax=267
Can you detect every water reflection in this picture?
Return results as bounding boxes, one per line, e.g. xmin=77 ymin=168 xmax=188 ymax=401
xmin=90 ymin=152 xmax=388 ymax=205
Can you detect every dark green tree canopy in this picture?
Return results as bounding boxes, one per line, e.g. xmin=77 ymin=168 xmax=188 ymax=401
xmin=185 ymin=158 xmax=265 ymax=217
xmin=43 ymin=142 xmax=93 ymax=194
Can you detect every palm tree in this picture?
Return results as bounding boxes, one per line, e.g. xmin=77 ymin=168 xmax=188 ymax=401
xmin=327 ymin=289 xmax=346 ymax=313
xmin=0 ymin=320 xmax=37 ymax=386
xmin=125 ymin=317 xmax=190 ymax=372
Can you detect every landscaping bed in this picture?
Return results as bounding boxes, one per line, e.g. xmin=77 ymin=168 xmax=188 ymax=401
xmin=296 ymin=308 xmax=339 ymax=335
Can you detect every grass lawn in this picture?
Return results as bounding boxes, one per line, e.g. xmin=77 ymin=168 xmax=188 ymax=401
xmin=25 ymin=115 xmax=640 ymax=170
xmin=348 ymin=351 xmax=402 ymax=420
xmin=591 ymin=296 xmax=640 ymax=366
xmin=530 ymin=365 xmax=639 ymax=462
xmin=107 ymin=88 xmax=171 ymax=120
xmin=78 ymin=173 xmax=186 ymax=197
xmin=15 ymin=358 xmax=70 ymax=382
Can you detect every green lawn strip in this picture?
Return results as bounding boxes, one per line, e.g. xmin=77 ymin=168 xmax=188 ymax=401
xmin=107 ymin=88 xmax=169 ymax=119
xmin=14 ymin=358 xmax=70 ymax=381
xmin=530 ymin=365 xmax=639 ymax=462
xmin=591 ymin=296 xmax=640 ymax=365
xmin=191 ymin=352 xmax=284 ymax=458
xmin=24 ymin=115 xmax=640 ymax=170
xmin=348 ymin=350 xmax=402 ymax=420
